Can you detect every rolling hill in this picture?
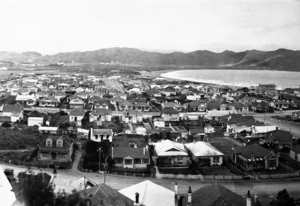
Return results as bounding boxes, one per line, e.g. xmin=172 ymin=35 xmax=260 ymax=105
xmin=0 ymin=48 xmax=300 ymax=71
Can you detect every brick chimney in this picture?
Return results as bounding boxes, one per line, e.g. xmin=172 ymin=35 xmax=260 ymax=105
xmin=175 ymin=182 xmax=178 ymax=195
xmin=187 ymin=186 xmax=192 ymax=206
xmin=246 ymin=190 xmax=251 ymax=206
xmin=134 ymin=192 xmax=140 ymax=206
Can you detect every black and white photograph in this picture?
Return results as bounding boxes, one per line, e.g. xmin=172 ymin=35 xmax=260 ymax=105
xmin=0 ymin=0 xmax=300 ymax=205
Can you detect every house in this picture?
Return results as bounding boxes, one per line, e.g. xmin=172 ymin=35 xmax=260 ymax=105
xmin=76 ymin=184 xmax=134 ymax=206
xmin=231 ymin=144 xmax=279 ymax=171
xmin=290 ymin=145 xmax=300 ymax=162
xmin=185 ymin=142 xmax=224 ymax=166
xmin=93 ymin=99 xmax=110 ymax=110
xmin=124 ymin=110 xmax=143 ymax=123
xmin=39 ymin=96 xmax=59 ymax=107
xmin=162 ymin=102 xmax=182 ymax=112
xmin=52 ymin=91 xmax=66 ymax=101
xmin=112 ymin=147 xmax=150 ymax=169
xmin=69 ymin=97 xmax=85 ymax=109
xmin=1 ymin=104 xmax=24 ymax=122
xmin=161 ymin=107 xmax=180 ymax=122
xmin=264 ymin=130 xmax=293 ymax=149
xmin=38 ymin=126 xmax=58 ymax=134
xmin=89 ymin=128 xmax=113 ymax=142
xmin=182 ymin=183 xmax=255 ymax=206
xmin=135 ymin=101 xmax=150 ymax=112
xmin=38 ymin=136 xmax=72 ymax=163
xmin=89 ymin=108 xmax=112 ymax=122
xmin=291 ymin=111 xmax=300 ymax=120
xmin=153 ymin=140 xmax=189 ymax=167
xmin=50 ymin=176 xmax=96 ymax=195
xmin=119 ymin=100 xmax=134 ymax=111
xmin=119 ymin=180 xmax=174 ymax=206
xmin=69 ymin=108 xmax=85 ymax=126
xmin=28 ymin=117 xmax=43 ymax=127
xmin=186 ymin=101 xmax=207 ymax=112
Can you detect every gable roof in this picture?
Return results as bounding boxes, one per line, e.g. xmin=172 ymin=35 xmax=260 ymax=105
xmin=77 ymin=184 xmax=134 ymax=206
xmin=2 ymin=104 xmax=23 ymax=113
xmin=119 ymin=180 xmax=174 ymax=206
xmin=153 ymin=140 xmax=188 ymax=156
xmin=265 ymin=130 xmax=293 ymax=143
xmin=91 ymin=108 xmax=112 ymax=116
xmin=183 ymin=183 xmax=246 ymax=206
xmin=162 ymin=107 xmax=179 ymax=114
xmin=185 ymin=142 xmax=224 ymax=157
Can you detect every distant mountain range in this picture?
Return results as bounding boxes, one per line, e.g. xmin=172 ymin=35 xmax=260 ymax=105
xmin=0 ymin=47 xmax=300 ymax=71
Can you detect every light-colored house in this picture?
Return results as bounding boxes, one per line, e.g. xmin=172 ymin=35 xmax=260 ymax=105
xmin=290 ymin=145 xmax=300 ymax=162
xmin=89 ymin=108 xmax=112 ymax=122
xmin=69 ymin=108 xmax=85 ymax=126
xmin=153 ymin=140 xmax=189 ymax=167
xmin=185 ymin=142 xmax=224 ymax=166
xmin=124 ymin=110 xmax=143 ymax=123
xmin=112 ymin=147 xmax=150 ymax=169
xmin=39 ymin=96 xmax=59 ymax=107
xmin=28 ymin=117 xmax=43 ymax=127
xmin=69 ymin=98 xmax=85 ymax=109
xmin=1 ymin=104 xmax=24 ymax=122
xmin=161 ymin=107 xmax=179 ymax=122
xmin=119 ymin=180 xmax=174 ymax=206
xmin=89 ymin=128 xmax=113 ymax=142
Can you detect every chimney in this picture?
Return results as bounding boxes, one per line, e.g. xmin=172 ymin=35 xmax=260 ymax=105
xmin=178 ymin=196 xmax=184 ymax=206
xmin=254 ymin=194 xmax=258 ymax=203
xmin=175 ymin=182 xmax=178 ymax=195
xmin=143 ymin=147 xmax=146 ymax=155
xmin=174 ymin=194 xmax=178 ymax=206
xmin=134 ymin=192 xmax=140 ymax=206
xmin=246 ymin=190 xmax=251 ymax=206
xmin=187 ymin=186 xmax=192 ymax=205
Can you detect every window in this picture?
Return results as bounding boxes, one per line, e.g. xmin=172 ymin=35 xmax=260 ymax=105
xmin=42 ymin=153 xmax=49 ymax=157
xmin=115 ymin=158 xmax=123 ymax=164
xmin=124 ymin=159 xmax=133 ymax=165
xmin=56 ymin=140 xmax=63 ymax=147
xmin=46 ymin=140 xmax=52 ymax=147
xmin=177 ymin=157 xmax=183 ymax=163
xmin=213 ymin=157 xmax=219 ymax=163
xmin=142 ymin=159 xmax=149 ymax=164
xmin=269 ymin=159 xmax=277 ymax=169
xmin=134 ymin=159 xmax=141 ymax=164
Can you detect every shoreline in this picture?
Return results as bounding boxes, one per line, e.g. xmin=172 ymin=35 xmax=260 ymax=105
xmin=158 ymin=69 xmax=300 ymax=89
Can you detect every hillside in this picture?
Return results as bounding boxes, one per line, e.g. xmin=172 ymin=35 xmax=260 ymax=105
xmin=0 ymin=48 xmax=300 ymax=71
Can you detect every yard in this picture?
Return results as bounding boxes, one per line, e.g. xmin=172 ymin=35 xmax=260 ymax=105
xmin=198 ymin=166 xmax=235 ymax=175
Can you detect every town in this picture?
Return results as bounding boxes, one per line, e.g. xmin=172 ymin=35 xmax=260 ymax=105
xmin=1 ymin=69 xmax=300 ymax=206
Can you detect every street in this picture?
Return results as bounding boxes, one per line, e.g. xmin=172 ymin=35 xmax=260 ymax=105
xmin=2 ymin=163 xmax=300 ymax=199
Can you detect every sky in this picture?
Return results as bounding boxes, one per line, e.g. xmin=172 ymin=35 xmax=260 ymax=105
xmin=0 ymin=0 xmax=300 ymax=54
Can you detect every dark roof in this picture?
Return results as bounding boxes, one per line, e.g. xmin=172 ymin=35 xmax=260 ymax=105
xmin=291 ymin=145 xmax=300 ymax=153
xmin=91 ymin=108 xmax=112 ymax=115
xmin=69 ymin=108 xmax=85 ymax=116
xmin=2 ymin=104 xmax=24 ymax=113
xmin=112 ymin=147 xmax=149 ymax=159
xmin=265 ymin=130 xmax=293 ymax=143
xmin=182 ymin=183 xmax=246 ymax=206
xmin=38 ymin=136 xmax=71 ymax=151
xmin=77 ymin=183 xmax=134 ymax=206
xmin=162 ymin=107 xmax=179 ymax=114
xmin=234 ymin=144 xmax=272 ymax=158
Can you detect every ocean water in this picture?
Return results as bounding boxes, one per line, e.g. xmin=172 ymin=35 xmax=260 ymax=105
xmin=160 ymin=69 xmax=300 ymax=89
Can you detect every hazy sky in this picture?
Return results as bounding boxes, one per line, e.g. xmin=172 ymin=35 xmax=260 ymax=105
xmin=1 ymin=0 xmax=300 ymax=54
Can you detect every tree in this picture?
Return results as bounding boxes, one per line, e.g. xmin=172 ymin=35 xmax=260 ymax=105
xmin=14 ymin=172 xmax=55 ymax=206
xmin=275 ymin=189 xmax=295 ymax=206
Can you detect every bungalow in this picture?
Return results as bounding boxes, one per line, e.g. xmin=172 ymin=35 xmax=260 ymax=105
xmin=39 ymin=96 xmax=59 ymax=107
xmin=162 ymin=102 xmax=182 ymax=112
xmin=186 ymin=101 xmax=207 ymax=112
xmin=264 ymin=130 xmax=293 ymax=149
xmin=38 ymin=136 xmax=72 ymax=163
xmin=76 ymin=91 xmax=89 ymax=100
xmin=290 ymin=145 xmax=300 ymax=162
xmin=135 ymin=102 xmax=150 ymax=112
xmin=69 ymin=98 xmax=85 ymax=109
xmin=112 ymin=147 xmax=150 ymax=169
xmin=57 ymin=83 xmax=69 ymax=90
xmin=36 ymin=91 xmax=51 ymax=99
xmin=185 ymin=142 xmax=224 ymax=166
xmin=161 ymin=107 xmax=179 ymax=122
xmin=231 ymin=144 xmax=279 ymax=171
xmin=69 ymin=108 xmax=85 ymax=126
xmin=38 ymin=126 xmax=58 ymax=134
xmin=93 ymin=99 xmax=110 ymax=110
xmin=52 ymin=91 xmax=66 ymax=101
xmin=124 ymin=110 xmax=143 ymax=123
xmin=89 ymin=108 xmax=112 ymax=122
xmin=89 ymin=128 xmax=113 ymax=142
xmin=153 ymin=140 xmax=189 ymax=168
xmin=1 ymin=104 xmax=24 ymax=122
xmin=119 ymin=100 xmax=133 ymax=111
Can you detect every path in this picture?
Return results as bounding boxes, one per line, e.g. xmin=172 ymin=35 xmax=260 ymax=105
xmin=72 ymin=149 xmax=83 ymax=171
